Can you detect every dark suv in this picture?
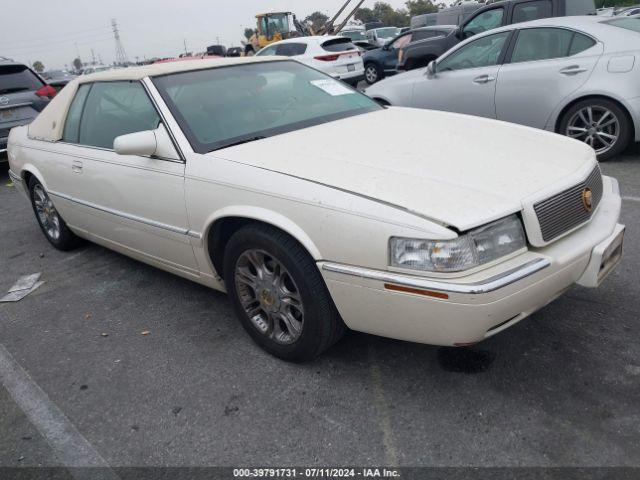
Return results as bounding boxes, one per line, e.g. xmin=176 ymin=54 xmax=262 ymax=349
xmin=398 ymin=0 xmax=596 ymax=71
xmin=362 ymin=26 xmax=456 ymax=84
xmin=0 ymin=58 xmax=55 ymax=157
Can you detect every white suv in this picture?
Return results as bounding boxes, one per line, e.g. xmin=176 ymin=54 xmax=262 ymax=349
xmin=256 ymin=36 xmax=364 ymax=86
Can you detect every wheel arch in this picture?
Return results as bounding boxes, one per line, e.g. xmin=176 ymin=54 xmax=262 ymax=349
xmin=20 ymin=165 xmax=47 ymax=193
xmin=554 ymin=94 xmax=636 ymax=140
xmin=202 ymin=206 xmax=323 ymax=280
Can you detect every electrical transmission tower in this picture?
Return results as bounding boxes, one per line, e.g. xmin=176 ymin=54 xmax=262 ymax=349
xmin=111 ymin=19 xmax=129 ymax=65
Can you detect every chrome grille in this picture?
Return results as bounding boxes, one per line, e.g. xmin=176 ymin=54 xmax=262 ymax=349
xmin=534 ymin=166 xmax=603 ymax=243
xmin=0 ymin=128 xmax=9 ymax=139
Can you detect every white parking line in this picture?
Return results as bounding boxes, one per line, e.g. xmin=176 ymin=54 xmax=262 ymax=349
xmin=0 ymin=344 xmax=119 ymax=479
xmin=623 ymin=196 xmax=640 ymax=203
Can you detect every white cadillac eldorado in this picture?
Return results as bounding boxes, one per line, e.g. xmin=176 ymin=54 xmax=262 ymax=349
xmin=7 ymin=57 xmax=625 ymax=361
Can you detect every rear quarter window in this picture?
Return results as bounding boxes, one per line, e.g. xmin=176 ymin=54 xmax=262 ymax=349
xmin=0 ymin=65 xmax=44 ymax=94
xmin=322 ymin=38 xmax=357 ymax=52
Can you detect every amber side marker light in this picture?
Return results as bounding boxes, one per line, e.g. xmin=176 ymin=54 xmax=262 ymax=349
xmin=384 ymin=283 xmax=449 ymax=300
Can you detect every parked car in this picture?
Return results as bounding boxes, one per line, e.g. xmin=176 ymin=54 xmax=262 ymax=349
xmin=0 ymin=58 xmax=55 ymax=157
xmin=339 ymin=29 xmax=369 ymax=42
xmin=363 ymin=26 xmax=455 ymax=84
xmin=82 ymin=65 xmax=113 ymax=75
xmin=367 ymin=15 xmax=640 ymax=161
xmin=8 ymin=57 xmax=624 ymax=360
xmin=616 ymin=6 xmax=640 ymax=16
xmin=435 ymin=2 xmax=483 ymax=26
xmin=411 ymin=12 xmax=439 ymax=28
xmin=366 ymin=27 xmax=401 ymax=47
xmin=226 ymin=47 xmax=243 ymax=57
xmin=207 ymin=45 xmax=227 ymax=56
xmin=398 ymin=0 xmax=596 ymax=71
xmin=42 ymin=70 xmax=77 ymax=92
xmin=256 ymin=36 xmax=364 ymax=86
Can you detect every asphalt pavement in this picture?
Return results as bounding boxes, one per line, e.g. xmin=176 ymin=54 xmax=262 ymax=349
xmin=0 ymin=149 xmax=639 ymax=470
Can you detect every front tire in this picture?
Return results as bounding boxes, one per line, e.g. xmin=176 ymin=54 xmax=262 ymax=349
xmin=559 ymin=98 xmax=631 ymax=161
xmin=29 ymin=177 xmax=81 ymax=251
xmin=223 ymin=224 xmax=344 ymax=361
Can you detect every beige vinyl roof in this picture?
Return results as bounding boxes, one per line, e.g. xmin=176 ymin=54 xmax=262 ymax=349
xmin=28 ymin=56 xmax=284 ymax=142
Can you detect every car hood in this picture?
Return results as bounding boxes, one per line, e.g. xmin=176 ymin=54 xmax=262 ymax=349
xmin=209 ymin=107 xmax=596 ymax=231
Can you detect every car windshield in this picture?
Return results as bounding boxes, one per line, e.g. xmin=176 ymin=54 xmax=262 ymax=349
xmin=604 ymin=17 xmax=640 ymax=32
xmin=376 ymin=27 xmax=400 ymax=38
xmin=152 ymin=60 xmax=381 ymax=154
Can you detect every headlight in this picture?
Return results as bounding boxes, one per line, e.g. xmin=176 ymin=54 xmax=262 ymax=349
xmin=389 ymin=215 xmax=526 ymax=273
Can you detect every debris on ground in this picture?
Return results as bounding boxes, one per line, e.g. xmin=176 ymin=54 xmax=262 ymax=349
xmin=101 ymin=333 xmax=109 ymax=337
xmin=0 ymin=273 xmax=45 ymax=303
xmin=141 ymin=330 xmax=150 ymax=336
xmin=6 ymin=182 xmax=14 ymax=188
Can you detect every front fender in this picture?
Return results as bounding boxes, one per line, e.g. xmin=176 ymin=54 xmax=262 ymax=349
xmin=201 ymin=205 xmax=323 ymax=260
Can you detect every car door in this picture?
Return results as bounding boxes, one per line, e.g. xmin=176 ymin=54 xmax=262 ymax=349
xmin=383 ymin=33 xmax=414 ymax=72
xmin=411 ymin=31 xmax=512 ymax=119
xmin=460 ymin=5 xmax=506 ymax=39
xmin=495 ymin=27 xmax=602 ymax=129
xmin=57 ymin=80 xmax=199 ymax=273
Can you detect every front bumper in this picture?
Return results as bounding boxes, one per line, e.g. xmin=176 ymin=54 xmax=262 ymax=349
xmin=320 ymin=176 xmax=623 ymax=346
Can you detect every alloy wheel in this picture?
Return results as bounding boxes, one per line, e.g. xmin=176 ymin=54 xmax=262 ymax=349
xmin=234 ymin=249 xmax=304 ymax=345
xmin=566 ymin=106 xmax=620 ymax=155
xmin=365 ymin=65 xmax=378 ymax=84
xmin=33 ymin=184 xmax=61 ymax=241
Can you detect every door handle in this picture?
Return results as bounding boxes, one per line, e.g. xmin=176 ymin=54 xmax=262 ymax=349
xmin=473 ymin=75 xmax=495 ymax=84
xmin=559 ymin=65 xmax=588 ymax=75
xmin=71 ymin=160 xmax=83 ymax=173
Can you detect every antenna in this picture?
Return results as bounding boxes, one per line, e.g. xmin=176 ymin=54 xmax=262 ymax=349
xmin=111 ymin=18 xmax=129 ymax=65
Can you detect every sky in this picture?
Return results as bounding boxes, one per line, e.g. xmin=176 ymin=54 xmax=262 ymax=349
xmin=2 ymin=0 xmax=415 ymax=70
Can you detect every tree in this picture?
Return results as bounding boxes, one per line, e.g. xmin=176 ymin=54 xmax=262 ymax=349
xmin=32 ymin=61 xmax=44 ymax=73
xmin=405 ymin=0 xmax=438 ymax=16
xmin=372 ymin=2 xmax=410 ymax=27
xmin=243 ymin=27 xmax=255 ymax=40
xmin=304 ymin=11 xmax=329 ymax=31
xmin=595 ymin=0 xmax=634 ymax=6
xmin=354 ymin=7 xmax=377 ymax=23
xmin=72 ymin=58 xmax=82 ymax=71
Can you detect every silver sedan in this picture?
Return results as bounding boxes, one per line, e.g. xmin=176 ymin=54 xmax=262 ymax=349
xmin=366 ymin=15 xmax=640 ymax=160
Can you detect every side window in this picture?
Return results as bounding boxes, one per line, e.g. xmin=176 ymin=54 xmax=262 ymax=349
xmin=411 ymin=30 xmax=432 ymax=41
xmin=78 ymin=81 xmax=160 ymax=149
xmin=275 ymin=43 xmax=307 ymax=56
xmin=513 ymin=1 xmax=553 ymax=24
xmin=569 ymin=32 xmax=596 ymax=56
xmin=438 ymin=31 xmax=510 ymax=72
xmin=462 ymin=8 xmax=504 ymax=38
xmin=390 ymin=34 xmax=412 ymax=49
xmin=511 ymin=28 xmax=575 ymax=63
xmin=62 ymin=84 xmax=91 ymax=144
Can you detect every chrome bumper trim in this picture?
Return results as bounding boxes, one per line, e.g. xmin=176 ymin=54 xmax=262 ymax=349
xmin=8 ymin=170 xmax=21 ymax=183
xmin=322 ymin=258 xmax=551 ymax=295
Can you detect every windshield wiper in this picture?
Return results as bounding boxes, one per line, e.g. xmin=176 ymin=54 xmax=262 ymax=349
xmin=211 ymin=136 xmax=267 ymax=152
xmin=0 ymin=87 xmax=30 ymax=95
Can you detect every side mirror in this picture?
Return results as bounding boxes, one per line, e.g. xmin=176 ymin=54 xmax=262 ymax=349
xmin=114 ymin=130 xmax=157 ymax=157
xmin=113 ymin=125 xmax=179 ymax=160
xmin=454 ymin=27 xmax=463 ymax=40
xmin=426 ymin=60 xmax=437 ymax=78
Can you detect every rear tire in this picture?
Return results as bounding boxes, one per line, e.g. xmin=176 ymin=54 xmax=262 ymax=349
xmin=364 ymin=62 xmax=381 ymax=84
xmin=28 ymin=177 xmax=81 ymax=251
xmin=559 ymin=98 xmax=631 ymax=162
xmin=223 ymin=223 xmax=344 ymax=361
